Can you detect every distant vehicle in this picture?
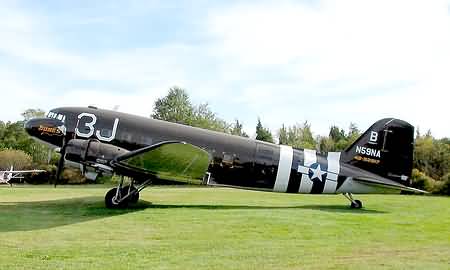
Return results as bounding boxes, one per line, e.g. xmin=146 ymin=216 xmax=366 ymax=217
xmin=0 ymin=166 xmax=45 ymax=186
xmin=25 ymin=106 xmax=425 ymax=209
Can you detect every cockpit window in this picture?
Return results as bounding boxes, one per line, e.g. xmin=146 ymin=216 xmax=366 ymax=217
xmin=47 ymin=111 xmax=66 ymax=122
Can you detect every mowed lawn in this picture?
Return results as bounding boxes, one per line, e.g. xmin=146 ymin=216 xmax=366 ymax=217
xmin=0 ymin=185 xmax=449 ymax=270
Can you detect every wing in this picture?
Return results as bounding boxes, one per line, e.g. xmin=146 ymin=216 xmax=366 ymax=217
xmin=112 ymin=141 xmax=212 ymax=184
xmin=63 ymin=139 xmax=212 ymax=184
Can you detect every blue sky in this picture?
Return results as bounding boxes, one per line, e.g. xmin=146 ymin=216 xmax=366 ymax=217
xmin=1 ymin=0 xmax=449 ymax=138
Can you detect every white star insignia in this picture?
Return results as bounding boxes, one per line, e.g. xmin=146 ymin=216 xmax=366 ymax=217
xmin=310 ymin=164 xmax=326 ymax=181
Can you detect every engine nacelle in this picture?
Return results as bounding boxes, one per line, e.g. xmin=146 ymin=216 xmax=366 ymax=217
xmin=64 ymin=139 xmax=129 ymax=171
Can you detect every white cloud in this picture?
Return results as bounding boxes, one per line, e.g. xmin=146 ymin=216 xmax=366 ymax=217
xmin=0 ymin=4 xmax=196 ymax=120
xmin=0 ymin=0 xmax=449 ymax=139
xmin=206 ymin=0 xmax=450 ymax=137
xmin=0 ymin=69 xmax=50 ymax=120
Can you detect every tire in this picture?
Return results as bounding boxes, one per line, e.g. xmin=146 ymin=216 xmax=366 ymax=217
xmin=350 ymin=200 xmax=363 ymax=209
xmin=105 ymin=188 xmax=128 ymax=209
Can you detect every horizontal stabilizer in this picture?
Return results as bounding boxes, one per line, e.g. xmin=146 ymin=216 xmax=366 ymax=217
xmin=353 ymin=177 xmax=428 ymax=193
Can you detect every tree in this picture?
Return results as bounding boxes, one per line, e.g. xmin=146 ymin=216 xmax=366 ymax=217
xmin=0 ymin=109 xmax=52 ymax=164
xmin=277 ymin=122 xmax=317 ymax=149
xmin=21 ymin=109 xmax=45 ymax=121
xmin=230 ymin=119 xmax=249 ymax=138
xmin=0 ymin=149 xmax=32 ymax=170
xmin=278 ymin=124 xmax=288 ymax=145
xmin=318 ymin=136 xmax=335 ymax=153
xmin=152 ymin=87 xmax=194 ymax=125
xmin=255 ymin=118 xmax=274 ymax=143
xmin=152 ymin=87 xmax=233 ymax=133
xmin=414 ymin=133 xmax=450 ymax=180
xmin=192 ymin=103 xmax=230 ymax=133
xmin=346 ymin=122 xmax=360 ymax=145
xmin=329 ymin=126 xmax=346 ymax=142
xmin=286 ymin=121 xmax=316 ymax=149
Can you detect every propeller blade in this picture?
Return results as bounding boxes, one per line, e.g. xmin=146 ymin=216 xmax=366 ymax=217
xmin=55 ymin=139 xmax=67 ymax=187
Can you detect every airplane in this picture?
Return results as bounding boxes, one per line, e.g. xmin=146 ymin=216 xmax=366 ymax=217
xmin=0 ymin=166 xmax=45 ymax=186
xmin=24 ymin=106 xmax=425 ymax=209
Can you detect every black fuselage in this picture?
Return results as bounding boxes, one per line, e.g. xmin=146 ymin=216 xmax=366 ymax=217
xmin=25 ymin=106 xmax=415 ymax=195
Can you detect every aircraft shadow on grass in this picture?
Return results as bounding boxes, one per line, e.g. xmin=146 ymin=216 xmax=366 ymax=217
xmin=0 ymin=197 xmax=386 ymax=232
xmin=0 ymin=196 xmax=148 ymax=232
xmin=145 ymin=203 xmax=388 ymax=214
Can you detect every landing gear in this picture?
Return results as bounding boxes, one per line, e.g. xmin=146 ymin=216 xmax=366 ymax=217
xmin=105 ymin=176 xmax=151 ymax=209
xmin=122 ymin=185 xmax=139 ymax=204
xmin=343 ymin=193 xmax=363 ymax=209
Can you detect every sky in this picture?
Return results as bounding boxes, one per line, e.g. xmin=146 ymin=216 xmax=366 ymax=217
xmin=0 ymin=0 xmax=449 ymax=138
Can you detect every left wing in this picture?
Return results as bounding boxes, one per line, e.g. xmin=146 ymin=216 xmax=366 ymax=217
xmin=64 ymin=139 xmax=212 ymax=185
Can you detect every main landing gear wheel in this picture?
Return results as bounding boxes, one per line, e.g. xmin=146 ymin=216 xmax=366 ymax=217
xmin=105 ymin=188 xmax=128 ymax=209
xmin=105 ymin=186 xmax=139 ymax=209
xmin=350 ymin=199 xmax=363 ymax=209
xmin=105 ymin=186 xmax=140 ymax=209
xmin=105 ymin=176 xmax=152 ymax=209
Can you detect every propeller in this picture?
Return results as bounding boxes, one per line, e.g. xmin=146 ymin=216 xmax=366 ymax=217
xmin=55 ymin=137 xmax=68 ymax=187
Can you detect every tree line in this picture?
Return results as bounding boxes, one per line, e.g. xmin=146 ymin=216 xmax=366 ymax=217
xmin=0 ymin=87 xmax=448 ymax=194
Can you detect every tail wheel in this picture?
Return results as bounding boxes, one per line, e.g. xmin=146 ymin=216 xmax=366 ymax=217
xmin=350 ymin=199 xmax=363 ymax=209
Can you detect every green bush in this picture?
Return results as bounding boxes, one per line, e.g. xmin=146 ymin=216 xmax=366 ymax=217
xmin=433 ymin=173 xmax=450 ymax=195
xmin=62 ymin=168 xmax=86 ymax=184
xmin=410 ymin=169 xmax=437 ymax=192
xmin=0 ymin=149 xmax=32 ymax=170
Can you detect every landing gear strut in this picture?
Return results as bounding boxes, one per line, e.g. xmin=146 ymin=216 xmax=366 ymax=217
xmin=105 ymin=176 xmax=151 ymax=209
xmin=343 ymin=193 xmax=363 ymax=209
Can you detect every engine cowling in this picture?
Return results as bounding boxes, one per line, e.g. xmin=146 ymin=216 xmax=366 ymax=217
xmin=64 ymin=139 xmax=129 ymax=170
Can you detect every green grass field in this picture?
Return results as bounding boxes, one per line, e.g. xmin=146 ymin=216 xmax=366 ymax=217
xmin=0 ymin=185 xmax=449 ymax=270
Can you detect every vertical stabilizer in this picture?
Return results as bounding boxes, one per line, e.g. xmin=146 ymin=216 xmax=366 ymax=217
xmin=342 ymin=118 xmax=414 ymax=185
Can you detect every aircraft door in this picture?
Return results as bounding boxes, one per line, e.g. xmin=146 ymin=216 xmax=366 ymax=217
xmin=254 ymin=143 xmax=279 ymax=188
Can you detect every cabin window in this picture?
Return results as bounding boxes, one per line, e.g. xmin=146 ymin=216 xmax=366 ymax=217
xmin=222 ymin=153 xmax=235 ymax=166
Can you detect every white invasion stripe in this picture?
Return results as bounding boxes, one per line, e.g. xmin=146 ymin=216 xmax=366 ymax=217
xmin=323 ymin=152 xmax=341 ymax=193
xmin=304 ymin=149 xmax=317 ymax=166
xmin=273 ymin=145 xmax=293 ymax=192
xmin=299 ymin=174 xmax=312 ymax=193
xmin=298 ymin=149 xmax=317 ymax=193
xmin=327 ymin=172 xmax=338 ymax=181
xmin=327 ymin=152 xmax=341 ymax=174
xmin=323 ymin=177 xmax=337 ymax=193
xmin=297 ymin=165 xmax=308 ymax=174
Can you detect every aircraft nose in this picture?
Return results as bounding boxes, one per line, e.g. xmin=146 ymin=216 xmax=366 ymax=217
xmin=24 ymin=118 xmax=36 ymax=135
xmin=25 ymin=118 xmax=49 ymax=136
xmin=24 ymin=118 xmax=66 ymax=146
